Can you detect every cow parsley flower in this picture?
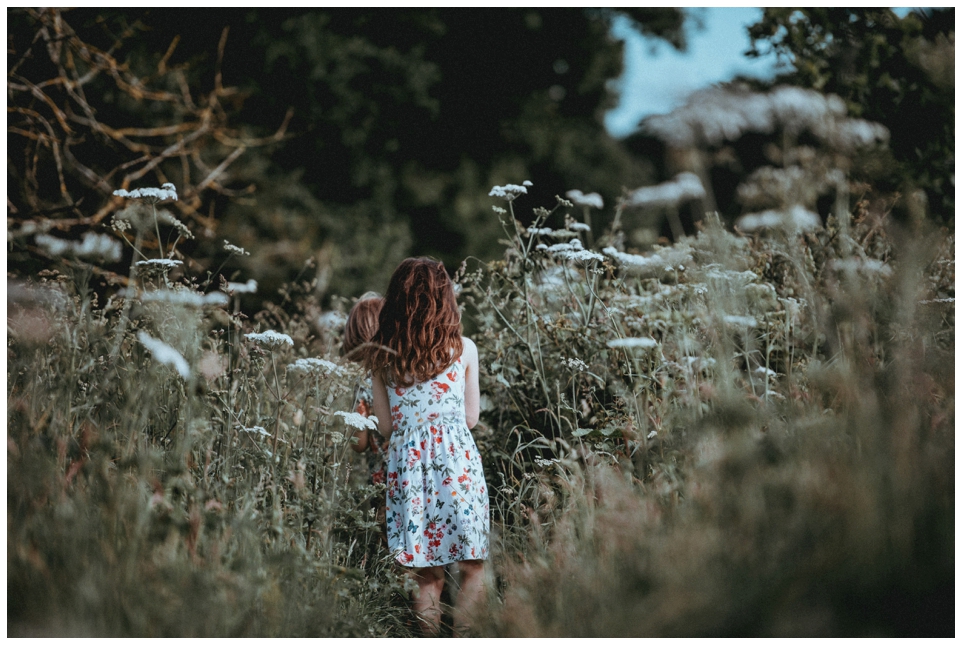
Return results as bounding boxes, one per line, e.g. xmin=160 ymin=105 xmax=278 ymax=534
xmin=138 ymin=331 xmax=191 ymax=379
xmin=561 ymin=356 xmax=588 ymax=372
xmin=723 ymin=315 xmax=757 ymax=328
xmin=225 ymin=279 xmax=258 ymax=294
xmin=113 ymin=182 xmax=178 ymax=204
xmin=245 ymin=330 xmax=294 ymax=347
xmin=736 ymin=205 xmax=821 ymax=233
xmin=607 ymin=337 xmax=659 ymax=349
xmin=318 ymin=310 xmax=348 ymax=330
xmin=223 ymin=240 xmax=249 ymax=256
xmin=35 ymin=232 xmax=122 ymax=263
xmin=489 ymin=183 xmax=528 ymax=201
xmin=288 ymin=357 xmax=344 ymax=376
xmin=567 ymin=221 xmax=592 ymax=233
xmin=624 ymin=172 xmax=706 ymax=209
xmin=334 ymin=411 xmax=379 ymax=431
xmin=135 ymin=258 xmax=183 ymax=276
xmin=542 ymin=238 xmax=605 ymax=263
xmin=140 ymin=288 xmax=229 ymax=307
xmin=566 ymin=189 xmax=604 ymax=209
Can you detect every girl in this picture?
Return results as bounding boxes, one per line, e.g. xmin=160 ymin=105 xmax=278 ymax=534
xmin=366 ymin=258 xmax=488 ymax=637
xmin=342 ymin=294 xmax=388 ymax=535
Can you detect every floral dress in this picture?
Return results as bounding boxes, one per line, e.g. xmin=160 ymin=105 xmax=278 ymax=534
xmin=385 ymin=357 xmax=489 ymax=567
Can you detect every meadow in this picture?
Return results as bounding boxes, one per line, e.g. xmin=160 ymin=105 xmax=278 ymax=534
xmin=8 ymin=85 xmax=955 ymax=636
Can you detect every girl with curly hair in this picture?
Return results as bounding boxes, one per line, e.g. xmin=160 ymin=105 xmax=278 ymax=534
xmin=366 ymin=257 xmax=488 ymax=636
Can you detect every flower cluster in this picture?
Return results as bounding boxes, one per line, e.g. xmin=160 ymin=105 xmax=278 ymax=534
xmin=35 ymin=232 xmax=122 ymax=263
xmin=538 ymin=238 xmax=605 ymax=263
xmin=565 ymin=189 xmax=604 ymax=209
xmin=135 ymin=258 xmax=183 ymax=276
xmin=288 ymin=357 xmax=344 ymax=376
xmin=489 ymin=180 xmax=532 ymax=201
xmin=139 ymin=288 xmax=229 ymax=307
xmin=607 ymin=337 xmax=659 ymax=350
xmin=245 ymin=330 xmax=294 ymax=348
xmin=334 ymin=411 xmax=379 ymax=431
xmin=223 ymin=240 xmax=249 ymax=256
xmin=735 ymin=205 xmax=821 ymax=234
xmin=624 ymin=172 xmax=705 ymax=209
xmin=113 ymin=182 xmax=178 ymax=203
xmin=224 ymin=279 xmax=258 ymax=294
xmin=138 ymin=331 xmax=190 ymax=379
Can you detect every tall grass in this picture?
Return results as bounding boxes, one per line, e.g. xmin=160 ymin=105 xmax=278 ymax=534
xmin=8 ymin=89 xmax=954 ymax=636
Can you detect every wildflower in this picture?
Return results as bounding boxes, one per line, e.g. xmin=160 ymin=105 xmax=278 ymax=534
xmin=330 ymin=432 xmax=346 ymax=445
xmin=318 ymin=310 xmax=348 ymax=330
xmin=489 ymin=183 xmax=528 ymax=201
xmin=288 ymin=357 xmax=344 ymax=376
xmin=566 ymin=189 xmax=604 ymax=209
xmin=523 ymin=180 xmax=533 ymax=187
xmin=224 ymin=279 xmax=258 ymax=294
xmin=527 ymin=227 xmax=554 ymax=237
xmin=624 ymin=172 xmax=705 ymax=209
xmin=647 ymin=431 xmax=658 ymax=439
xmin=139 ymin=288 xmax=229 ymax=307
xmin=567 ymin=221 xmax=591 ymax=233
xmin=603 ymin=247 xmax=692 ymax=275
xmin=135 ymin=258 xmax=183 ymax=276
xmin=137 ymin=331 xmax=190 ymax=379
xmin=334 ymin=411 xmax=379 ymax=431
xmin=831 ymin=257 xmax=893 ymax=278
xmin=223 ymin=240 xmax=249 ymax=256
xmin=157 ymin=211 xmax=194 ymax=239
xmin=245 ymin=330 xmax=294 ymax=348
xmin=607 ymin=337 xmax=658 ymax=349
xmin=35 ymin=232 xmax=122 ymax=263
xmin=542 ymin=238 xmax=605 ymax=263
xmin=240 ymin=426 xmax=271 ymax=437
xmin=735 ymin=205 xmax=821 ymax=233
xmin=755 ymin=367 xmax=778 ymax=378
xmin=492 ymin=205 xmax=507 ymax=214
xmin=723 ymin=315 xmax=757 ymax=328
xmin=113 ymin=182 xmax=178 ymax=204
xmin=561 ymin=357 xmax=588 ymax=372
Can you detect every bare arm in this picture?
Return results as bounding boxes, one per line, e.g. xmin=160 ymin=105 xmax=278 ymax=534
xmin=371 ymin=372 xmax=393 ymax=439
xmin=462 ymin=337 xmax=480 ymax=429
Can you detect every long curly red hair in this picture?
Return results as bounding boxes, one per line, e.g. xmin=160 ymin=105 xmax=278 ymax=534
xmin=366 ymin=257 xmax=463 ymax=387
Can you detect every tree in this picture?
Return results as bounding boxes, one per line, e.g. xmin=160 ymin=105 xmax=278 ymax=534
xmin=746 ymin=8 xmax=955 ymax=224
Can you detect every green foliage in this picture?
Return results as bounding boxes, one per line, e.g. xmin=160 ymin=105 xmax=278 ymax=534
xmin=747 ymin=8 xmax=955 ymax=222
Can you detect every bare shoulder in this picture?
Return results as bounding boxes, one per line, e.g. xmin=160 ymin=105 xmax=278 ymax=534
xmin=461 ymin=336 xmax=478 ymax=359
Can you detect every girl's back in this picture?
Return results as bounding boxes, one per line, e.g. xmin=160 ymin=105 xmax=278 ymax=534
xmin=388 ymin=357 xmax=466 ymax=434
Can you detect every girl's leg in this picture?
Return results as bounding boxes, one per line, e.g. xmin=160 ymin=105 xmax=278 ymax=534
xmin=412 ymin=566 xmax=445 ymax=636
xmin=454 ymin=559 xmax=486 ymax=637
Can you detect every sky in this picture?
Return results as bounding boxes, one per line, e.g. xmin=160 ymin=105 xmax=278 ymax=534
xmin=605 ymin=7 xmax=780 ymax=138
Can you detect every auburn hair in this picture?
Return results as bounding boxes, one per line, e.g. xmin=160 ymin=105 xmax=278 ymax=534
xmin=366 ymin=257 xmax=463 ymax=387
xmin=343 ymin=293 xmax=383 ymax=363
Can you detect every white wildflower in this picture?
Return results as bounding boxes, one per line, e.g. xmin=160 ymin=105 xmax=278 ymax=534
xmin=334 ymin=411 xmax=379 ymax=431
xmin=755 ymin=367 xmax=778 ymax=378
xmin=566 ymin=189 xmax=604 ymax=209
xmin=157 ymin=211 xmax=194 ymax=239
xmin=736 ymin=205 xmax=821 ymax=233
xmin=919 ymin=297 xmax=955 ymax=305
xmin=135 ymin=258 xmax=183 ymax=277
xmin=831 ymin=257 xmax=893 ymax=278
xmin=223 ymin=240 xmax=249 ymax=256
xmin=561 ymin=357 xmax=588 ymax=372
xmin=527 ymin=226 xmax=554 ymax=236
xmin=567 ymin=221 xmax=592 ymax=233
xmin=607 ymin=337 xmax=659 ymax=349
xmin=318 ymin=310 xmax=348 ymax=330
xmin=624 ymin=172 xmax=705 ymax=209
xmin=288 ymin=357 xmax=344 ymax=376
xmin=35 ymin=232 xmax=122 ymax=263
xmin=140 ymin=288 xmax=229 ymax=307
xmin=522 ymin=180 xmax=533 ymax=187
xmin=137 ymin=331 xmax=190 ymax=379
xmin=330 ymin=432 xmax=346 ymax=445
xmin=241 ymin=425 xmax=271 ymax=437
xmin=647 ymin=431 xmax=658 ymax=439
xmin=113 ymin=182 xmax=178 ymax=204
xmin=489 ymin=183 xmax=528 ymax=200
xmin=245 ymin=330 xmax=294 ymax=348
xmin=542 ymin=238 xmax=605 ymax=263
xmin=534 ymin=457 xmax=560 ymax=468
xmin=225 ymin=279 xmax=258 ymax=294
xmin=492 ymin=205 xmax=507 ymax=214
xmin=723 ymin=315 xmax=757 ymax=328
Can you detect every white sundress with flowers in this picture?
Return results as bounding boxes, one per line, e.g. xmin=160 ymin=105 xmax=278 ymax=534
xmin=385 ymin=356 xmax=489 ymax=567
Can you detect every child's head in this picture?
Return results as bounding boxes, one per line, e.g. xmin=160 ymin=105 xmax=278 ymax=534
xmin=343 ymin=293 xmax=383 ymax=363
xmin=367 ymin=257 xmax=463 ymax=387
